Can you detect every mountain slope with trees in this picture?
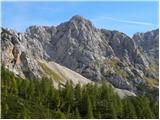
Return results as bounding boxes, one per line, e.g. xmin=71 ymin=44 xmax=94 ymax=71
xmin=1 ymin=15 xmax=159 ymax=119
xmin=1 ymin=66 xmax=158 ymax=119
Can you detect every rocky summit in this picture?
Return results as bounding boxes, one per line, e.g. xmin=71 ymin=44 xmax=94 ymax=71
xmin=1 ymin=15 xmax=159 ymax=97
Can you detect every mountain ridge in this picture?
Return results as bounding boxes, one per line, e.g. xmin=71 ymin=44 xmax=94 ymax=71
xmin=1 ymin=15 xmax=159 ymax=97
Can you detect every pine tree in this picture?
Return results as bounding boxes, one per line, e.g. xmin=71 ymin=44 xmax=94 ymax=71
xmin=66 ymin=104 xmax=72 ymax=118
xmin=150 ymin=98 xmax=159 ymax=118
xmin=122 ymin=99 xmax=137 ymax=119
xmin=52 ymin=110 xmax=65 ymax=119
xmin=108 ymin=102 xmax=117 ymax=118
xmin=19 ymin=79 xmax=29 ymax=98
xmin=2 ymin=102 xmax=9 ymax=118
xmin=139 ymin=96 xmax=155 ymax=118
xmin=11 ymin=77 xmax=18 ymax=95
xmin=86 ymin=97 xmax=94 ymax=119
xmin=27 ymin=80 xmax=35 ymax=100
xmin=74 ymin=83 xmax=82 ymax=105
xmin=41 ymin=77 xmax=52 ymax=98
xmin=63 ymin=81 xmax=74 ymax=112
xmin=74 ymin=107 xmax=81 ymax=119
xmin=96 ymin=111 xmax=102 ymax=119
xmin=22 ymin=106 xmax=30 ymax=119
xmin=114 ymin=94 xmax=123 ymax=118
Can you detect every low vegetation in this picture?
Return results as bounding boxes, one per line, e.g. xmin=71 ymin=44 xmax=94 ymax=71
xmin=1 ymin=66 xmax=159 ymax=119
xmin=143 ymin=65 xmax=158 ymax=87
xmin=38 ymin=61 xmax=64 ymax=82
xmin=104 ymin=59 xmax=129 ymax=79
xmin=144 ymin=76 xmax=158 ymax=88
xmin=144 ymin=65 xmax=159 ymax=74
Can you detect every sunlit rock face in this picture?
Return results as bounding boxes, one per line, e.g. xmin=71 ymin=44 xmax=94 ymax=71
xmin=133 ymin=29 xmax=159 ymax=65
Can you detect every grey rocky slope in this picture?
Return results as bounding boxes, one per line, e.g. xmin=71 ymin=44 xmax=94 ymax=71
xmin=133 ymin=29 xmax=159 ymax=65
xmin=1 ymin=15 xmax=159 ymax=96
xmin=1 ymin=28 xmax=93 ymax=87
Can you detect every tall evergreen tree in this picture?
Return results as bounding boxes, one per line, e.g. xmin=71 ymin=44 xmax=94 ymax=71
xmin=74 ymin=107 xmax=81 ymax=119
xmin=122 ymin=99 xmax=137 ymax=119
xmin=86 ymin=96 xmax=94 ymax=119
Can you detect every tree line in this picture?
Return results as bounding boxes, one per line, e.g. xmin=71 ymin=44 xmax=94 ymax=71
xmin=1 ymin=66 xmax=159 ymax=119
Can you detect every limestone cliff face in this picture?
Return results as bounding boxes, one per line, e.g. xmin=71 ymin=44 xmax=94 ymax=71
xmin=1 ymin=15 xmax=159 ymax=95
xmin=1 ymin=28 xmax=92 ymax=87
xmin=133 ymin=29 xmax=159 ymax=65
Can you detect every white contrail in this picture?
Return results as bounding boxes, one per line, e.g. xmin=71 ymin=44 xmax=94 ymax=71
xmin=94 ymin=16 xmax=156 ymax=26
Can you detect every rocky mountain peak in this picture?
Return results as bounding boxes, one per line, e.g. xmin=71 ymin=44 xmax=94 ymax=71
xmin=70 ymin=15 xmax=90 ymax=23
xmin=70 ymin=15 xmax=84 ymax=21
xmin=1 ymin=15 xmax=159 ymax=95
xmin=69 ymin=15 xmax=94 ymax=29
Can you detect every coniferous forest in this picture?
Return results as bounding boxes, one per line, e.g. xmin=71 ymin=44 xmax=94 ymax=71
xmin=1 ymin=66 xmax=159 ymax=119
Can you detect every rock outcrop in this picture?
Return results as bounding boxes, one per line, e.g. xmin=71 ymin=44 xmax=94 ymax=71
xmin=133 ymin=29 xmax=159 ymax=65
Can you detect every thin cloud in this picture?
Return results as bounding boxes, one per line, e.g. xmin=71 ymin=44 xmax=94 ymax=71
xmin=94 ymin=16 xmax=156 ymax=26
xmin=34 ymin=6 xmax=62 ymax=13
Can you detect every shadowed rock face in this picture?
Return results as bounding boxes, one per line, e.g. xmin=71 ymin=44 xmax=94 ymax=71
xmin=1 ymin=15 xmax=159 ymax=94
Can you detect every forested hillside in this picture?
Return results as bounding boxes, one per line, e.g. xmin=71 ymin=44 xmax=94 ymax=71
xmin=1 ymin=66 xmax=158 ymax=119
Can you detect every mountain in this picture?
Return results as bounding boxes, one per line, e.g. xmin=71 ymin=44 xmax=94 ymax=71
xmin=1 ymin=15 xmax=159 ymax=97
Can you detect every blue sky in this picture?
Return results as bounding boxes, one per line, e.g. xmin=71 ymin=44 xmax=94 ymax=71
xmin=1 ymin=1 xmax=159 ymax=36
